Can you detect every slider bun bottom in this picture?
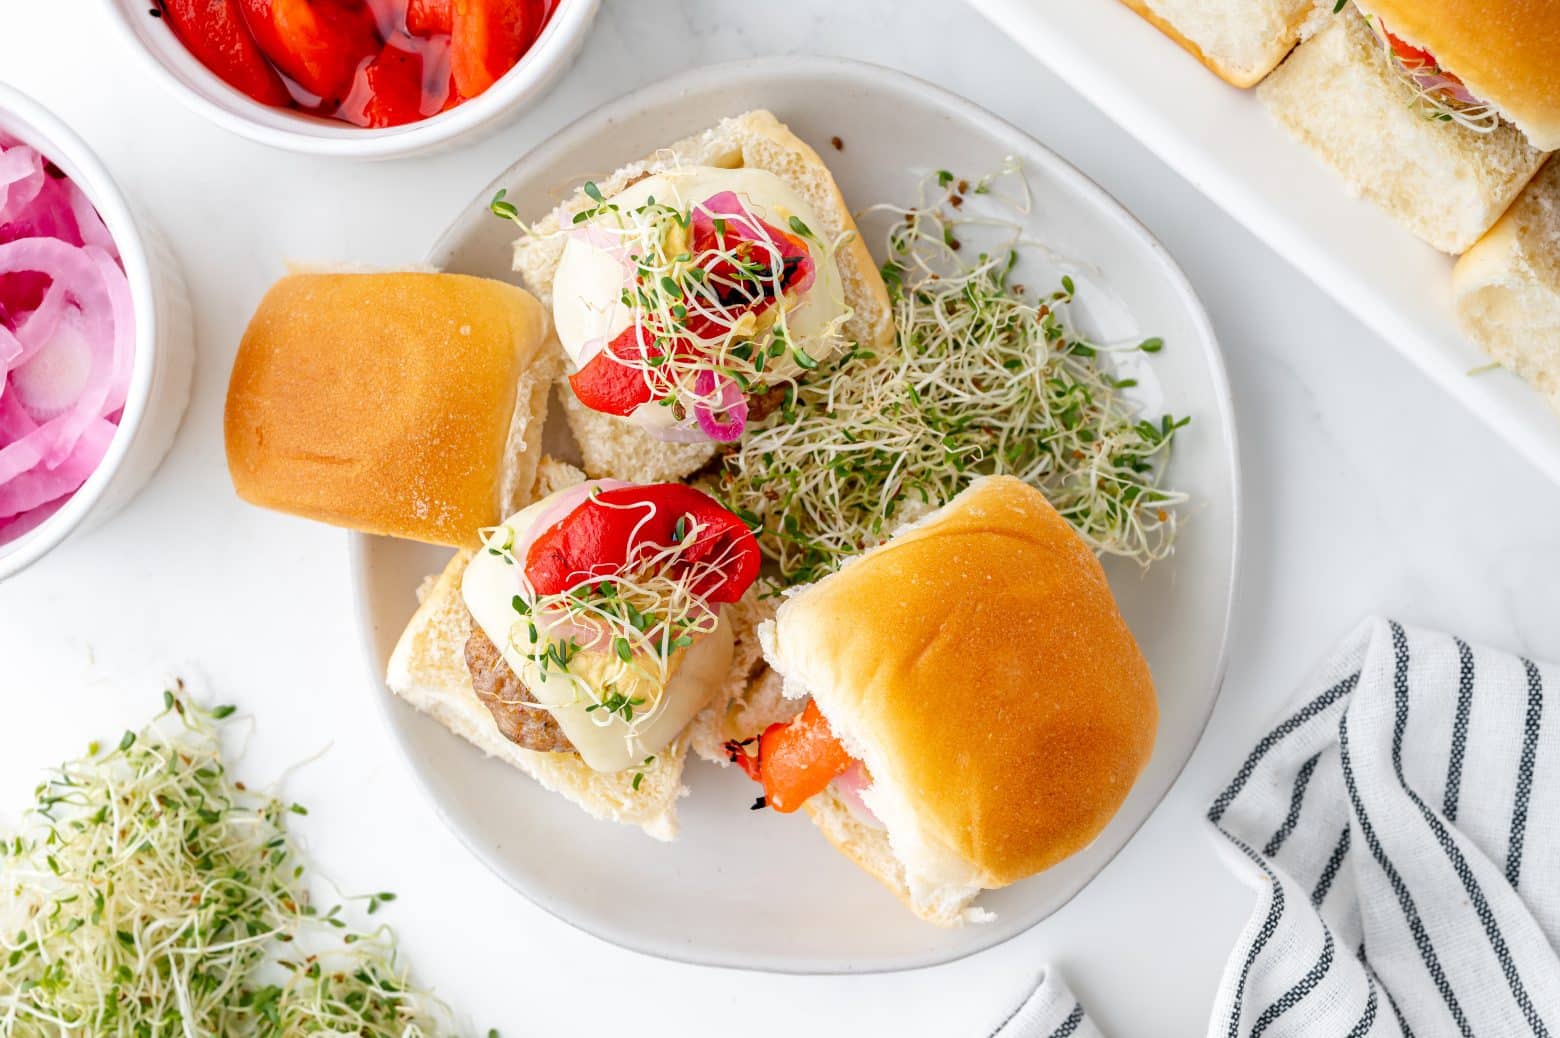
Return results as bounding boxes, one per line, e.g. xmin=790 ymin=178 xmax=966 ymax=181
xmin=1454 ymin=160 xmax=1560 ymax=411
xmin=1117 ymin=0 xmax=1316 ymax=88
xmin=1258 ymin=13 xmax=1545 ymax=254
xmin=771 ymin=476 xmax=1158 ymax=912
xmin=558 ymin=388 xmax=717 ymax=487
xmin=801 ymin=789 xmax=985 ymax=928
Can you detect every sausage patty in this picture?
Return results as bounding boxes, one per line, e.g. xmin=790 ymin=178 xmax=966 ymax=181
xmin=464 ymin=617 xmax=575 ymax=753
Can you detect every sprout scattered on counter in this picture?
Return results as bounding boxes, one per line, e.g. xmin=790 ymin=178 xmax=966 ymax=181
xmin=0 ymin=688 xmax=462 ymax=1036
xmin=716 ymin=163 xmax=1189 ymax=585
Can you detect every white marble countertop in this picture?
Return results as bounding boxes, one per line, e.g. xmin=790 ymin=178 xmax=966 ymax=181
xmin=2 ymin=1 xmax=1558 ymax=1034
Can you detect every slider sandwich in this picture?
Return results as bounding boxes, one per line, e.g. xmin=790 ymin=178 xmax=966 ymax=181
xmin=733 ymin=476 xmax=1158 ymax=924
xmin=1260 ymin=0 xmax=1556 ymax=253
xmin=1455 ymin=159 xmax=1560 ymax=411
xmin=1122 ymin=0 xmax=1556 ymax=254
xmin=510 ymin=110 xmax=894 ymax=485
xmin=388 ymin=461 xmax=773 ymax=838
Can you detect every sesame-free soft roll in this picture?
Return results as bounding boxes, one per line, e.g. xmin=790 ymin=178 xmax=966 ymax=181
xmin=739 ymin=476 xmax=1158 ymax=925
xmin=225 ymin=271 xmax=555 ymax=547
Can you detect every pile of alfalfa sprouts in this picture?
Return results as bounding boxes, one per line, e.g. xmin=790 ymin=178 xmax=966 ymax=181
xmin=0 ymin=690 xmax=461 ymax=1037
xmin=716 ymin=162 xmax=1191 ymax=586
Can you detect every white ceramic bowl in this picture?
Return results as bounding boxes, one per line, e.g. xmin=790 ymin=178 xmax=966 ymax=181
xmin=102 ymin=0 xmax=602 ymax=159
xmin=0 ymin=83 xmax=194 ymax=582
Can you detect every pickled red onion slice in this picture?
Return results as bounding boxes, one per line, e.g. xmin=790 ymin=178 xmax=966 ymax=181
xmin=0 ymin=146 xmax=43 ymax=216
xmin=833 ymin=762 xmax=882 ymax=829
xmin=692 ymin=368 xmax=748 ymax=442
xmin=1 ymin=174 xmax=84 ymax=245
xmin=0 ymin=416 xmax=115 ymax=517
xmin=11 ymin=305 xmax=96 ymax=422
xmin=0 ymin=138 xmax=132 ymax=542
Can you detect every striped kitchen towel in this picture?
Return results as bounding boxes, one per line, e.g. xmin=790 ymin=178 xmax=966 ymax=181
xmin=998 ymin=618 xmax=1560 ymax=1037
xmin=988 ymin=969 xmax=1103 ymax=1038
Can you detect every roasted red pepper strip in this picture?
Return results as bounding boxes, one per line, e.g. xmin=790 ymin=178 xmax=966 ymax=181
xmin=356 ymin=39 xmax=426 ymax=127
xmin=405 ymin=0 xmax=452 ymax=35
xmin=731 ymin=701 xmax=858 ymax=813
xmin=566 ymin=325 xmax=677 ymax=418
xmin=159 ymin=0 xmax=293 ymax=107
xmin=237 ymin=0 xmax=381 ymax=101
xmin=450 ymin=0 xmax=546 ymax=98
xmin=684 ymin=191 xmax=813 ymax=341
xmin=524 ymin=483 xmax=760 ymax=604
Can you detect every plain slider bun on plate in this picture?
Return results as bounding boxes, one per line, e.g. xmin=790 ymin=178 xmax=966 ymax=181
xmin=1455 ymin=160 xmax=1560 ymax=411
xmin=1259 ymin=2 xmax=1552 ymax=254
xmin=510 ymin=109 xmax=893 ymax=485
xmin=757 ymin=476 xmax=1158 ymax=925
xmin=225 ymin=272 xmax=556 ymax=547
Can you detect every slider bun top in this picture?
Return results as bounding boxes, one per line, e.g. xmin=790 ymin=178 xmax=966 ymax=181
xmin=769 ymin=476 xmax=1157 ymax=889
xmin=225 ymin=272 xmax=551 ymax=548
xmin=1357 ymin=0 xmax=1560 ymax=150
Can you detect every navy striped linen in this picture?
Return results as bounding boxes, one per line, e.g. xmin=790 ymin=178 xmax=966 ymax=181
xmin=989 ymin=970 xmax=1101 ymax=1038
xmin=996 ymin=618 xmax=1558 ymax=1037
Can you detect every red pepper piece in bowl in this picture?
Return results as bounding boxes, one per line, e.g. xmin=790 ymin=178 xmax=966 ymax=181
xmin=450 ymin=0 xmax=546 ymax=98
xmin=237 ymin=0 xmax=382 ymax=102
xmin=356 ymin=39 xmax=427 ymax=127
xmin=406 ymin=0 xmax=452 ymax=36
xmin=159 ymin=0 xmax=292 ymax=107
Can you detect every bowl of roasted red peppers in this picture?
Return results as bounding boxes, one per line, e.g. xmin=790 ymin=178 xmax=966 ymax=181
xmin=108 ymin=0 xmax=600 ymax=157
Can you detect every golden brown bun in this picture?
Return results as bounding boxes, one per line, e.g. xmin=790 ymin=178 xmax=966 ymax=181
xmin=1355 ymin=0 xmax=1560 ymax=150
xmin=768 ymin=477 xmax=1157 ymax=908
xmin=226 ymin=272 xmax=555 ymax=548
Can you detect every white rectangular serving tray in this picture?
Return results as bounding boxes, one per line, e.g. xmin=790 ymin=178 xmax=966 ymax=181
xmin=969 ymin=0 xmax=1560 ymax=486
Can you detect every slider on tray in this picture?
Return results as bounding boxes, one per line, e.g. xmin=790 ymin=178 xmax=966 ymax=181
xmin=1455 ymin=160 xmax=1560 ymax=410
xmin=1260 ymin=0 xmax=1555 ymax=253
xmin=1121 ymin=0 xmax=1558 ymax=255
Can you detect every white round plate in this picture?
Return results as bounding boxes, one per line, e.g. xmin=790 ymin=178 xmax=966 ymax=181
xmin=352 ymin=57 xmax=1240 ymax=974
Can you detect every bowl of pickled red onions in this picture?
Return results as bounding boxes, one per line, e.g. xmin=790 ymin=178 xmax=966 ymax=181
xmin=0 ymin=85 xmax=192 ymax=580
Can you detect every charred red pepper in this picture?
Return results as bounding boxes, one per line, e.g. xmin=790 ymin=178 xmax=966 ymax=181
xmin=726 ymin=701 xmax=858 ymax=813
xmin=524 ymin=483 xmax=761 ymax=604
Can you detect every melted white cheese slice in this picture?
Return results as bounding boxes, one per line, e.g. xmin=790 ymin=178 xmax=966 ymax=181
xmin=552 ymin=166 xmax=849 ymax=435
xmin=462 ymin=490 xmax=734 ymax=772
